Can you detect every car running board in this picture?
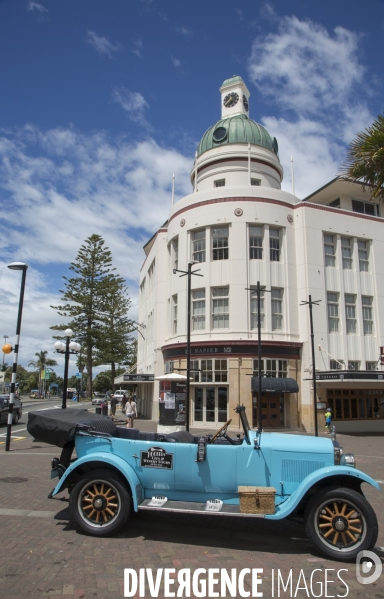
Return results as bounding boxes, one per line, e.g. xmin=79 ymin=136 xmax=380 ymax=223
xmin=138 ymin=497 xmax=265 ymax=518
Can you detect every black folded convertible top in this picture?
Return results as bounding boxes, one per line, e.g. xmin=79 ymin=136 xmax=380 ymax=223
xmin=27 ymin=408 xmax=111 ymax=447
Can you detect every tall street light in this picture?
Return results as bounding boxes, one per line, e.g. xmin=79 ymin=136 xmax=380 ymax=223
xmin=4 ymin=262 xmax=28 ymax=452
xmin=300 ymin=295 xmax=321 ymax=437
xmin=173 ymin=261 xmax=203 ymax=432
xmin=246 ymin=282 xmax=270 ymax=432
xmin=54 ymin=329 xmax=81 ymax=409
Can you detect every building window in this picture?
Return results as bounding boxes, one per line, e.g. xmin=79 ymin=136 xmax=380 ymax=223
xmin=330 ymin=360 xmax=343 ymax=370
xmin=352 ymin=199 xmax=380 ymax=216
xmin=269 ymin=228 xmax=281 ymax=262
xmin=190 ymin=360 xmax=200 ymax=382
xmin=249 ymin=226 xmax=263 ymax=260
xmin=327 ymin=292 xmax=339 ymax=333
xmin=327 ymin=389 xmax=384 ymax=420
xmin=345 ymin=294 xmax=356 ymax=334
xmin=271 ymin=288 xmax=283 ymax=330
xmin=362 ymin=296 xmax=373 ymax=335
xmin=172 ymin=294 xmax=177 ymax=335
xmin=253 ymin=359 xmax=287 ymax=378
xmin=324 ymin=234 xmax=336 ymax=267
xmin=172 ymin=238 xmax=178 ymax=271
xmin=192 ymin=289 xmax=205 ymax=331
xmin=214 ymin=360 xmax=228 ymax=382
xmin=165 ymin=361 xmax=175 ymax=374
xmin=358 ymin=240 xmax=369 ymax=272
xmin=341 ymin=237 xmax=353 ymax=270
xmin=251 ymin=178 xmax=261 ymax=186
xmin=201 ymin=360 xmax=213 ymax=382
xmin=250 ymin=288 xmax=265 ymax=330
xmin=366 ymin=361 xmax=378 ymax=371
xmin=192 ymin=230 xmax=206 ymax=263
xmin=212 ymin=227 xmax=229 ymax=261
xmin=212 ymin=287 xmax=229 ymax=329
xmin=348 ymin=361 xmax=360 ymax=371
xmin=329 ymin=198 xmax=340 ymax=208
xmin=214 ymin=179 xmax=225 ymax=187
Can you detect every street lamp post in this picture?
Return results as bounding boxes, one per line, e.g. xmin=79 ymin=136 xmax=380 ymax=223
xmin=54 ymin=330 xmax=81 ymax=409
xmin=246 ymin=282 xmax=270 ymax=432
xmin=300 ymin=295 xmax=321 ymax=437
xmin=173 ymin=261 xmax=203 ymax=432
xmin=4 ymin=262 xmax=28 ymax=452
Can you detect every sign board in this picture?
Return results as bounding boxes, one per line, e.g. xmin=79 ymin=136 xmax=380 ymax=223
xmin=140 ymin=447 xmax=173 ymax=470
xmin=123 ymin=374 xmax=154 ymax=382
xmin=76 ymin=373 xmax=82 ymax=379
xmin=45 ymin=371 xmax=50 ymax=380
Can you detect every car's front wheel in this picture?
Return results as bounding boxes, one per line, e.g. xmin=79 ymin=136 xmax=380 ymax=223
xmin=305 ymin=486 xmax=378 ymax=560
xmin=13 ymin=412 xmax=19 ymax=424
xmin=69 ymin=469 xmax=131 ymax=536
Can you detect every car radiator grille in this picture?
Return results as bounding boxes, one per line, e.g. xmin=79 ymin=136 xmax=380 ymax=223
xmin=281 ymin=459 xmax=326 ymax=482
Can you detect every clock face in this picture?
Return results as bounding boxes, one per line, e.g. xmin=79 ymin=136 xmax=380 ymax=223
xmin=243 ymin=95 xmax=249 ymax=112
xmin=223 ymin=92 xmax=239 ymax=108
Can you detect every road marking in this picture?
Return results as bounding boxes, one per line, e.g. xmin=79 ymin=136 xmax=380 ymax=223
xmin=355 ymin=455 xmax=384 ymax=459
xmin=0 ymin=437 xmax=26 ymax=445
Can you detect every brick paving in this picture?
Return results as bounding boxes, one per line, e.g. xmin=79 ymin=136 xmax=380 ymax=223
xmin=0 ymin=415 xmax=383 ymax=599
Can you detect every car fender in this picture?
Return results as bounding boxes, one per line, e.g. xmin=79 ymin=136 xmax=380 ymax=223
xmin=266 ymin=466 xmax=381 ymax=520
xmin=51 ymin=453 xmax=143 ymax=511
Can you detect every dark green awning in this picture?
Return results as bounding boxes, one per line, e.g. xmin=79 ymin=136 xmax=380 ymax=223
xmin=251 ymin=377 xmax=299 ymax=393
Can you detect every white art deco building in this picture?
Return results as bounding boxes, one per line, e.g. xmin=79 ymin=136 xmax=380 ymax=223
xmin=132 ymin=76 xmax=384 ymax=434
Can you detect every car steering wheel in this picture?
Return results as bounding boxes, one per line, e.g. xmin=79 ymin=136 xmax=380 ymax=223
xmin=209 ymin=419 xmax=232 ymax=444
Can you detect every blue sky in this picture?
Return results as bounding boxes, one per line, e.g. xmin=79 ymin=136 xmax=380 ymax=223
xmin=0 ymin=0 xmax=383 ymax=375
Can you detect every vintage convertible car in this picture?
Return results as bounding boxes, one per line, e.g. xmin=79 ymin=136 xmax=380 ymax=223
xmin=27 ymin=405 xmax=380 ymax=560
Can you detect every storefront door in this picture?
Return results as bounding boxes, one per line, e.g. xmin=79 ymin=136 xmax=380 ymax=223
xmin=193 ymin=386 xmax=228 ymax=426
xmin=252 ymin=393 xmax=284 ymax=427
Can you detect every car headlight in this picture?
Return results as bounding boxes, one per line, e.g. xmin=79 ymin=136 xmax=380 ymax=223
xmin=333 ymin=441 xmax=343 ymax=465
xmin=340 ymin=453 xmax=356 ymax=468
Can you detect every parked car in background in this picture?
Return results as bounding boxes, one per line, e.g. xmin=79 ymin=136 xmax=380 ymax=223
xmin=91 ymin=392 xmax=105 ymax=406
xmin=113 ymin=391 xmax=125 ymax=403
xmin=0 ymin=394 xmax=23 ymax=424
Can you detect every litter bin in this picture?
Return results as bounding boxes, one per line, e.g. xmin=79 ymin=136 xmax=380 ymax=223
xmin=102 ymin=405 xmax=108 ymax=416
xmin=95 ymin=407 xmax=101 ymax=415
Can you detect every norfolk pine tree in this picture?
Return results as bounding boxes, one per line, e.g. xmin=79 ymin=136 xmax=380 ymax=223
xmin=51 ymin=234 xmax=125 ymax=398
xmin=93 ymin=274 xmax=135 ymax=390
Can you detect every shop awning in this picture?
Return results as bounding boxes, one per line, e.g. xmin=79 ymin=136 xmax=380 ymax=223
xmin=251 ymin=377 xmax=299 ymax=393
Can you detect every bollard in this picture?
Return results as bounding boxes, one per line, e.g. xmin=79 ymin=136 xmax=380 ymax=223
xmin=102 ymin=405 xmax=108 ymax=416
xmin=95 ymin=407 xmax=101 ymax=415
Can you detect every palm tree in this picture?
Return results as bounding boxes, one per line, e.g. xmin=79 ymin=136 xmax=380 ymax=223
xmin=28 ymin=351 xmax=57 ymax=396
xmin=339 ymin=114 xmax=384 ymax=201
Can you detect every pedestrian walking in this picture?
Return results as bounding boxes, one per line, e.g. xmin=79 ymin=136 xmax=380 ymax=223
xmin=325 ymin=407 xmax=332 ymax=433
xmin=126 ymin=395 xmax=137 ymax=428
xmin=121 ymin=392 xmax=128 ymax=413
xmin=110 ymin=394 xmax=118 ymax=420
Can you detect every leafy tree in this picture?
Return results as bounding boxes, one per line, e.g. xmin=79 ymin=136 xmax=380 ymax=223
xmin=340 ymin=114 xmax=384 ymax=201
xmin=28 ymin=350 xmax=58 ymax=394
xmin=51 ymin=234 xmax=130 ymax=398
xmin=93 ymin=276 xmax=135 ymax=390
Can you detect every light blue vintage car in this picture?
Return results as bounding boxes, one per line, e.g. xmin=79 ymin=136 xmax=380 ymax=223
xmin=28 ymin=406 xmax=380 ymax=560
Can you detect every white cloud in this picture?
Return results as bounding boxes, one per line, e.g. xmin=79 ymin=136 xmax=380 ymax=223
xmin=27 ymin=1 xmax=48 ymax=13
xmin=132 ymin=38 xmax=143 ymax=58
xmin=86 ymin=30 xmax=122 ymax=58
xmin=171 ymin=56 xmax=182 ymax=68
xmin=0 ymin=125 xmax=192 ymax=367
xmin=247 ymin=14 xmax=375 ymax=197
xmin=112 ymin=88 xmax=151 ymax=129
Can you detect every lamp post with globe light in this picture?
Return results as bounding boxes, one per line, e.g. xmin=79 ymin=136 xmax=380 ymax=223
xmin=2 ymin=262 xmax=28 ymax=452
xmin=54 ymin=329 xmax=81 ymax=409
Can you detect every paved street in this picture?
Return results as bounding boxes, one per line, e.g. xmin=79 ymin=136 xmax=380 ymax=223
xmin=0 ymin=404 xmax=383 ymax=599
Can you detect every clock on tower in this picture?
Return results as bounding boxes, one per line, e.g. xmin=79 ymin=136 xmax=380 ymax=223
xmin=220 ymin=76 xmax=250 ymax=119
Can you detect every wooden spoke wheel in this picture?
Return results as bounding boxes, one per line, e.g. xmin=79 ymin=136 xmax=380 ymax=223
xmin=70 ymin=469 xmax=131 ymax=536
xmin=305 ymin=487 xmax=378 ymax=560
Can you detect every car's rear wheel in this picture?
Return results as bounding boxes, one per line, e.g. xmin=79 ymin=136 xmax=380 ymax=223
xmin=305 ymin=486 xmax=378 ymax=560
xmin=69 ymin=469 xmax=131 ymax=536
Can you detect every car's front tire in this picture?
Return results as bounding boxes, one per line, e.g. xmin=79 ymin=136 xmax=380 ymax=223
xmin=69 ymin=469 xmax=131 ymax=536
xmin=305 ymin=486 xmax=378 ymax=560
xmin=13 ymin=412 xmax=19 ymax=424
